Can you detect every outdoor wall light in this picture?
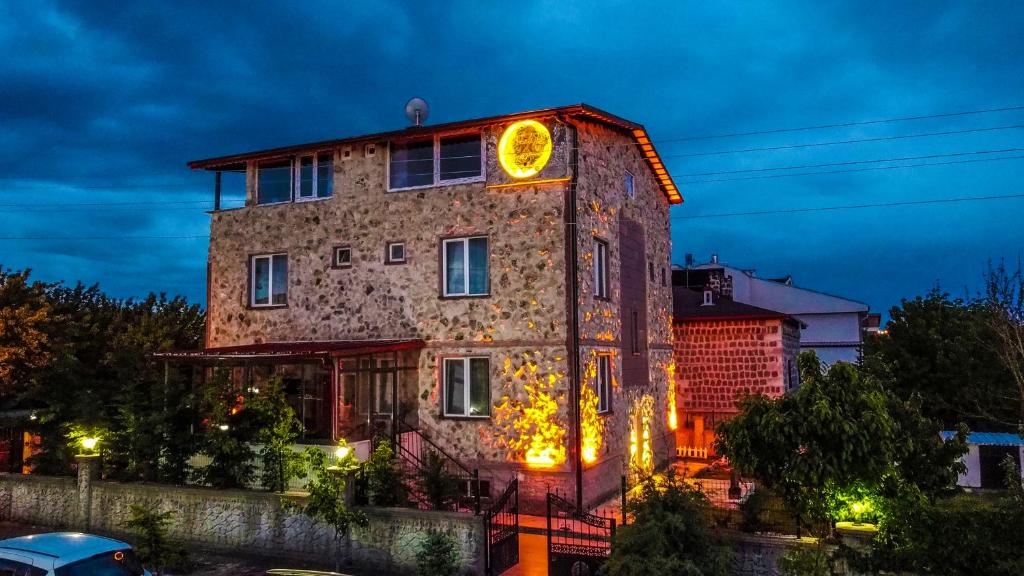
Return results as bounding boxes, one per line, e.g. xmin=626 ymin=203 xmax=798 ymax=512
xmin=218 ymin=424 xmax=229 ymax=431
xmin=81 ymin=437 xmax=99 ymax=451
xmin=335 ymin=445 xmax=351 ymax=461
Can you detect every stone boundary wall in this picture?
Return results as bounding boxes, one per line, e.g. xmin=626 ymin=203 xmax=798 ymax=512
xmin=0 ymin=471 xmax=484 ymax=575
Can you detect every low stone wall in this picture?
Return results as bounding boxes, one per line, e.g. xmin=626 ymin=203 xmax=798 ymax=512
xmin=0 ymin=472 xmax=484 ymax=575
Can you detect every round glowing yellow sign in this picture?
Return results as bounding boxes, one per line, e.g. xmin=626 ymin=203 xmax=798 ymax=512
xmin=498 ymin=120 xmax=553 ymax=178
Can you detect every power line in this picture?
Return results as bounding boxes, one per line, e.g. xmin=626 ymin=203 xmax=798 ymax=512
xmin=663 ymin=124 xmax=1024 ymax=159
xmin=671 ymin=192 xmax=1024 ymax=220
xmin=657 ymin=104 xmax=1024 ymax=143
xmin=684 ymin=154 xmax=1024 ymax=184
xmin=0 ymin=234 xmax=209 ymax=241
xmin=679 ymin=147 xmax=1024 ymax=177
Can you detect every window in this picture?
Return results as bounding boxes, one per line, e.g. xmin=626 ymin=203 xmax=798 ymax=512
xmin=624 ymin=170 xmax=635 ymax=199
xmin=257 ymin=159 xmax=292 ymax=204
xmin=443 ymin=237 xmax=488 ymax=296
xmin=389 ymin=132 xmax=483 ymax=190
xmin=333 ymin=246 xmax=352 ymax=269
xmin=443 ymin=357 xmax=490 ymax=417
xmin=630 ymin=309 xmax=640 ymax=355
xmin=389 ymin=139 xmax=434 ymax=189
xmin=596 ymin=354 xmax=612 ymax=413
xmin=440 ymin=133 xmax=483 ymax=181
xmin=252 ymin=254 xmax=288 ymax=306
xmin=386 ymin=242 xmax=406 ymax=264
xmin=702 ymin=289 xmax=714 ymax=306
xmin=594 ymin=238 xmax=609 ymax=299
xmin=648 ymin=261 xmax=655 ymax=282
xmin=661 ymin=267 xmax=666 ymax=287
xmin=257 ymin=153 xmax=332 ymax=205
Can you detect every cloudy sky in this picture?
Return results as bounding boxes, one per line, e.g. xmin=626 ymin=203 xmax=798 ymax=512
xmin=1 ymin=1 xmax=1022 ymax=317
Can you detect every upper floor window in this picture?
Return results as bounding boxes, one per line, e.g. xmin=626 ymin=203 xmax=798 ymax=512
xmin=443 ymin=357 xmax=490 ymax=417
xmin=389 ymin=132 xmax=483 ymax=191
xmin=443 ymin=237 xmax=488 ymax=297
xmin=596 ymin=354 xmax=611 ymax=414
xmin=252 ymin=254 xmax=288 ymax=307
xmin=386 ymin=242 xmax=406 ymax=264
xmin=624 ymin=170 xmax=635 ymax=199
xmin=257 ymin=153 xmax=333 ymax=205
xmin=594 ymin=238 xmax=609 ymax=299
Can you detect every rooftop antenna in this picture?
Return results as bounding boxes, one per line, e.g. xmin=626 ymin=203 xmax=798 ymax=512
xmin=405 ymin=97 xmax=429 ymax=127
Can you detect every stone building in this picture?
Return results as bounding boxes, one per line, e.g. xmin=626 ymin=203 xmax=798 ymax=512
xmin=674 ymin=255 xmax=869 ymax=365
xmin=173 ymin=104 xmax=681 ymax=512
xmin=672 ymin=284 xmax=803 ymax=459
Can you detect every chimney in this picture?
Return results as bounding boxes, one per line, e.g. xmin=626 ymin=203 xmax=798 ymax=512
xmin=710 ymin=253 xmax=719 ymax=264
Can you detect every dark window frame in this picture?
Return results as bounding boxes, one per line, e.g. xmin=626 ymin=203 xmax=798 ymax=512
xmin=596 ymin=353 xmax=612 ymax=414
xmin=387 ymin=130 xmax=485 ymax=192
xmin=332 ymin=246 xmax=352 ymax=269
xmin=594 ymin=237 xmax=610 ymax=300
xmin=385 ymin=241 xmax=406 ymax=264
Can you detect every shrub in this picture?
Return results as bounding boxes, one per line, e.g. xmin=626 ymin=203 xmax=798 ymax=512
xmin=123 ymin=504 xmax=189 ymax=575
xmin=415 ymin=530 xmax=460 ymax=576
xmin=417 ymin=450 xmax=462 ymax=511
xmin=778 ymin=544 xmax=833 ymax=576
xmin=604 ymin=471 xmax=733 ymax=576
xmin=248 ymin=376 xmax=306 ymax=492
xmin=300 ymin=446 xmax=367 ymax=571
xmin=363 ymin=440 xmax=407 ymax=506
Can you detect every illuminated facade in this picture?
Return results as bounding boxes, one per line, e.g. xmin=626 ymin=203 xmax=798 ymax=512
xmin=183 ymin=104 xmax=679 ymax=512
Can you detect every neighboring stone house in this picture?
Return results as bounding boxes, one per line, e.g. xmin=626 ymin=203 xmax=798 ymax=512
xmin=674 ymin=255 xmax=870 ymax=364
xmin=672 ymin=284 xmax=803 ymax=459
xmin=169 ymin=104 xmax=681 ymax=512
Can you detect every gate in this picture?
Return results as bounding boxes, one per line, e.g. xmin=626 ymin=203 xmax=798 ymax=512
xmin=484 ymin=478 xmax=519 ymax=576
xmin=547 ymin=492 xmax=616 ymax=576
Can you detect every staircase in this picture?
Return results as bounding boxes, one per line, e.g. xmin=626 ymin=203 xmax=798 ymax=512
xmin=394 ymin=420 xmax=483 ymax=513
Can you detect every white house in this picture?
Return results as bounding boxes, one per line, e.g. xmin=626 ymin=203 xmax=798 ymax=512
xmin=941 ymin=431 xmax=1024 ymax=489
xmin=673 ymin=255 xmax=870 ymax=364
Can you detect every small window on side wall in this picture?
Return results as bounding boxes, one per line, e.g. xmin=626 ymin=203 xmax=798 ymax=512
xmin=624 ymin=170 xmax=635 ymax=199
xmin=443 ymin=357 xmax=490 ymax=417
xmin=594 ymin=238 xmax=609 ymax=299
xmin=386 ymin=242 xmax=406 ymax=264
xmin=596 ymin=354 xmax=612 ymax=413
xmin=251 ymin=254 xmax=288 ymax=307
xmin=333 ymin=246 xmax=352 ymax=269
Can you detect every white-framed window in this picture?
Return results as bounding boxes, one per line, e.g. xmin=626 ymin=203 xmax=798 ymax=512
xmin=443 ymin=357 xmax=490 ymax=417
xmin=624 ymin=170 xmax=635 ymax=199
xmin=251 ymin=254 xmax=288 ymax=307
xmin=256 ymin=152 xmax=333 ymax=205
xmin=703 ymin=289 xmax=714 ymax=306
xmin=594 ymin=238 xmax=609 ymax=299
xmin=333 ymin=246 xmax=352 ymax=269
xmin=388 ymin=132 xmax=484 ymax=191
xmin=442 ymin=237 xmax=488 ymax=296
xmin=596 ymin=354 xmax=611 ymax=414
xmin=386 ymin=242 xmax=406 ymax=264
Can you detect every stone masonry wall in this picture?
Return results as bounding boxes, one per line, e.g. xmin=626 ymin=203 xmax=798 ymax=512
xmin=574 ymin=120 xmax=674 ymax=498
xmin=0 ymin=474 xmax=484 ymax=575
xmin=673 ymin=318 xmax=787 ymax=415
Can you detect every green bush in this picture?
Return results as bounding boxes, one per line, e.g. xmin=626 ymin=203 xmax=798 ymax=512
xmin=363 ymin=440 xmax=407 ymax=506
xmin=123 ymin=504 xmax=189 ymax=576
xmin=604 ymin=471 xmax=733 ymax=576
xmin=778 ymin=544 xmax=833 ymax=576
xmin=248 ymin=376 xmax=306 ymax=492
xmin=415 ymin=530 xmax=460 ymax=576
xmin=417 ymin=450 xmax=462 ymax=511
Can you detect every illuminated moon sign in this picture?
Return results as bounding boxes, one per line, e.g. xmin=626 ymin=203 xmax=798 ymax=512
xmin=498 ymin=120 xmax=553 ymax=178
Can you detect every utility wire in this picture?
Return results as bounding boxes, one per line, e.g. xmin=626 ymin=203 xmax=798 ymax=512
xmin=679 ymin=147 xmax=1024 ymax=177
xmin=671 ymin=193 xmax=1024 ymax=220
xmin=684 ymin=154 xmax=1024 ymax=184
xmin=663 ymin=124 xmax=1024 ymax=159
xmin=0 ymin=234 xmax=209 ymax=241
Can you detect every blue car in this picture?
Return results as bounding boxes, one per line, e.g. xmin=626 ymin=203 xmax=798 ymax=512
xmin=0 ymin=532 xmax=151 ymax=575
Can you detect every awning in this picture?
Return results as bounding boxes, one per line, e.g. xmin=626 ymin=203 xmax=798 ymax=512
xmin=153 ymin=339 xmax=425 ymax=362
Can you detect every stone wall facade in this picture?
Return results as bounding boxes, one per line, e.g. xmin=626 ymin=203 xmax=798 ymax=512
xmin=201 ymin=110 xmax=674 ymax=512
xmin=0 ymin=473 xmax=484 ymax=575
xmin=673 ymin=318 xmax=800 ymax=453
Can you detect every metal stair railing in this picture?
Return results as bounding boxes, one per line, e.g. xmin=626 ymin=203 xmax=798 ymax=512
xmin=393 ymin=419 xmax=481 ymax=514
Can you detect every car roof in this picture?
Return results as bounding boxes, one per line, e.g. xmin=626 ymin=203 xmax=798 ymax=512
xmin=0 ymin=532 xmax=129 ymax=566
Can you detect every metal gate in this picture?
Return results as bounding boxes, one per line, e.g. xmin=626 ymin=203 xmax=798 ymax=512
xmin=484 ymin=478 xmax=519 ymax=576
xmin=547 ymin=492 xmax=616 ymax=576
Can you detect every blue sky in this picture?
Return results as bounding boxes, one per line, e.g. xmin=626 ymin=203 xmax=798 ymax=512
xmin=1 ymin=1 xmax=1022 ymax=317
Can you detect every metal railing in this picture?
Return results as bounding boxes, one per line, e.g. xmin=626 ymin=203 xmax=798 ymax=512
xmin=393 ymin=420 xmax=481 ymax=514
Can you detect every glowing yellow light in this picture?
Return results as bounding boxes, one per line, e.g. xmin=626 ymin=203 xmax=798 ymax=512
xmin=580 ymin=355 xmax=607 ymax=465
xmin=81 ymin=437 xmax=99 ymax=451
xmin=335 ymin=445 xmax=351 ymax=461
xmin=498 ymin=120 xmax=553 ymax=179
xmin=493 ymin=356 xmax=567 ymax=469
xmin=666 ymin=362 xmax=679 ymax=431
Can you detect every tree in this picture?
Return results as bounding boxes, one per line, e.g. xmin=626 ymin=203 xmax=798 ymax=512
xmin=192 ymin=369 xmax=256 ymax=489
xmin=247 ymin=376 xmax=306 ymax=492
xmin=0 ymin=267 xmax=54 ymax=396
xmin=123 ymin=504 xmax=189 ymax=576
xmin=604 ymin=471 xmax=733 ymax=576
xmin=300 ymin=446 xmax=367 ymax=571
xmin=415 ymin=531 xmax=460 ymax=576
xmin=716 ymin=352 xmax=966 ymax=529
xmin=982 ymin=260 xmax=1024 ymax=430
xmin=363 ymin=439 xmax=407 ymax=506
xmin=863 ymin=288 xmax=1016 ymax=431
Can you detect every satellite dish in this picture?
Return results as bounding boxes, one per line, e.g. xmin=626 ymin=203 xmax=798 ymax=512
xmin=405 ymin=97 xmax=430 ymax=127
